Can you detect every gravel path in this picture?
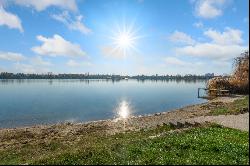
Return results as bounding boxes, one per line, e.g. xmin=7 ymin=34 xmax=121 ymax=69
xmin=186 ymin=113 xmax=249 ymax=131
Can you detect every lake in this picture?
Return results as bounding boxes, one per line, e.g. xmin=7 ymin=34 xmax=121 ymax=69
xmin=0 ymin=79 xmax=207 ymax=128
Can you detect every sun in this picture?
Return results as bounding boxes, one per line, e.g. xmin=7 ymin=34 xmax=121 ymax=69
xmin=115 ymin=32 xmax=134 ymax=49
xmin=108 ymin=22 xmax=142 ymax=58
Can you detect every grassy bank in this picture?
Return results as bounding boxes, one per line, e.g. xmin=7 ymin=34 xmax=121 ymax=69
xmin=208 ymin=95 xmax=249 ymax=116
xmin=0 ymin=124 xmax=248 ymax=165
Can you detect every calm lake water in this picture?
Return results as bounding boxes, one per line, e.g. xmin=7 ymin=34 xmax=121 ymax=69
xmin=0 ymin=79 xmax=207 ymax=128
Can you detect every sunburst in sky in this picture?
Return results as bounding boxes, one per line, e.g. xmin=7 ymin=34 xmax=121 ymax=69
xmin=108 ymin=22 xmax=143 ymax=58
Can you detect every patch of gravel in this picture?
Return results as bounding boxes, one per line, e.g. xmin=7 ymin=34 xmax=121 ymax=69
xmin=186 ymin=113 xmax=249 ymax=131
xmin=209 ymin=95 xmax=245 ymax=103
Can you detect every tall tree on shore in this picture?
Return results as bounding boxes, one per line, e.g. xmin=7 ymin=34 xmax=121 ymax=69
xmin=231 ymin=50 xmax=249 ymax=93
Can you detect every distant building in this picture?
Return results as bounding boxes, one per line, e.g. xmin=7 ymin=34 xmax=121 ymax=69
xmin=222 ymin=73 xmax=230 ymax=77
xmin=205 ymin=73 xmax=214 ymax=77
xmin=47 ymin=72 xmax=53 ymax=75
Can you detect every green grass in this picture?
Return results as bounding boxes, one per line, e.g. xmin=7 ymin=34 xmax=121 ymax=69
xmin=210 ymin=108 xmax=229 ymax=116
xmin=0 ymin=124 xmax=248 ymax=165
xmin=209 ymin=95 xmax=249 ymax=116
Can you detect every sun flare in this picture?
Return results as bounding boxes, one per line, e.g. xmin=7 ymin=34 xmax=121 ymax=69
xmin=115 ymin=32 xmax=134 ymax=49
xmin=108 ymin=22 xmax=142 ymax=58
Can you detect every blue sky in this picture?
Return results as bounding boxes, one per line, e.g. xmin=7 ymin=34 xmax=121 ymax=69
xmin=0 ymin=0 xmax=249 ymax=75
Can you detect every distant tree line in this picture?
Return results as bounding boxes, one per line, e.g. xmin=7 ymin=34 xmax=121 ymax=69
xmin=0 ymin=72 xmax=215 ymax=80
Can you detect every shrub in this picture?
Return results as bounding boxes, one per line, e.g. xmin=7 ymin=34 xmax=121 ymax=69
xmin=207 ymin=51 xmax=249 ymax=95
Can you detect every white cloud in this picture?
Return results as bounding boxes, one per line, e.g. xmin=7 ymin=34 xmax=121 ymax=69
xmin=0 ymin=51 xmax=25 ymax=61
xmin=14 ymin=0 xmax=77 ymax=12
xmin=51 ymin=11 xmax=91 ymax=35
xmin=171 ymin=27 xmax=248 ymax=61
xmin=169 ymin=31 xmax=196 ymax=45
xmin=176 ymin=43 xmax=248 ymax=60
xmin=0 ymin=6 xmax=23 ymax=32
xmin=195 ymin=0 xmax=226 ymax=19
xmin=204 ymin=28 xmax=244 ymax=45
xmin=32 ymin=34 xmax=86 ymax=57
xmin=193 ymin=21 xmax=203 ymax=28
xmin=66 ymin=59 xmax=93 ymax=67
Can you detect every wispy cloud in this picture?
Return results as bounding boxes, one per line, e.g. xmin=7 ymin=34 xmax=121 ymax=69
xmin=0 ymin=6 xmax=23 ymax=32
xmin=204 ymin=27 xmax=244 ymax=45
xmin=174 ymin=27 xmax=248 ymax=61
xmin=0 ymin=51 xmax=25 ymax=61
xmin=164 ymin=57 xmax=204 ymax=67
xmin=194 ymin=0 xmax=228 ymax=19
xmin=101 ymin=45 xmax=127 ymax=59
xmin=163 ymin=56 xmax=207 ymax=75
xmin=13 ymin=56 xmax=52 ymax=74
xmin=169 ymin=31 xmax=196 ymax=45
xmin=30 ymin=56 xmax=52 ymax=66
xmin=164 ymin=57 xmax=191 ymax=66
xmin=193 ymin=21 xmax=203 ymax=28
xmin=32 ymin=34 xmax=86 ymax=57
xmin=176 ymin=43 xmax=247 ymax=61
xmin=14 ymin=0 xmax=77 ymax=12
xmin=66 ymin=59 xmax=93 ymax=67
xmin=51 ymin=11 xmax=92 ymax=35
xmin=14 ymin=62 xmax=51 ymax=73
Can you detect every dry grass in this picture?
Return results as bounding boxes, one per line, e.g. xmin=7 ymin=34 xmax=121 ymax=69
xmin=207 ymin=51 xmax=249 ymax=95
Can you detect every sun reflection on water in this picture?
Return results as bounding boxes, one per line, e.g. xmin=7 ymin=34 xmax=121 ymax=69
xmin=114 ymin=100 xmax=133 ymax=131
xmin=115 ymin=100 xmax=132 ymax=120
xmin=118 ymin=100 xmax=130 ymax=119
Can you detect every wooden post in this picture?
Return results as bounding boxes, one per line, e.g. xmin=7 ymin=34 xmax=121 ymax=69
xmin=198 ymin=88 xmax=200 ymax=98
xmin=198 ymin=88 xmax=230 ymax=98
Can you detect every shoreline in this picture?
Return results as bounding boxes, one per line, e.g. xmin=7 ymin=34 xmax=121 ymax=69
xmin=0 ymin=95 xmax=244 ymax=134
